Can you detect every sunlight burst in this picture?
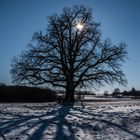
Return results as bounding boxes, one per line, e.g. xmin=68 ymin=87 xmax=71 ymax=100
xmin=76 ymin=23 xmax=84 ymax=31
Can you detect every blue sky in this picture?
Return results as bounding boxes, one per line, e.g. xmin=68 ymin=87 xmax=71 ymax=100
xmin=0 ymin=0 xmax=140 ymax=93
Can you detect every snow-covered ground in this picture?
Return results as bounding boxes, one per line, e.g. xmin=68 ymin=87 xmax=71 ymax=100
xmin=0 ymin=101 xmax=140 ymax=140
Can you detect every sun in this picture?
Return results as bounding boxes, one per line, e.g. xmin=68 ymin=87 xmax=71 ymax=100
xmin=76 ymin=23 xmax=84 ymax=31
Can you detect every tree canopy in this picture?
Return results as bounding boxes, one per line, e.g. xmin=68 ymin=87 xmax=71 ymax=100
xmin=11 ymin=5 xmax=127 ymax=101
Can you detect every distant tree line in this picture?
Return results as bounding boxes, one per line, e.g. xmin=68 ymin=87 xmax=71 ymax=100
xmin=111 ymin=87 xmax=140 ymax=98
xmin=0 ymin=85 xmax=58 ymax=102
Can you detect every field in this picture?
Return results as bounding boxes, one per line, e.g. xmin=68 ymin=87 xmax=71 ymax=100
xmin=0 ymin=100 xmax=140 ymax=140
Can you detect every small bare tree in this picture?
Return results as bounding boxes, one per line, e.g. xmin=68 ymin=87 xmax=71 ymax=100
xmin=11 ymin=5 xmax=127 ymax=101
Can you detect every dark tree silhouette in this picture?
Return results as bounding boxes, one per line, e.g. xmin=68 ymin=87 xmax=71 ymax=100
xmin=11 ymin=5 xmax=127 ymax=101
xmin=114 ymin=88 xmax=121 ymax=93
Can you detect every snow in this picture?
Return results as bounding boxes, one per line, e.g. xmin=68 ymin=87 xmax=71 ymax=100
xmin=0 ymin=101 xmax=140 ymax=140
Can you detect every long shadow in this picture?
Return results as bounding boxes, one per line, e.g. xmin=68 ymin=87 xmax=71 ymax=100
xmin=28 ymin=103 xmax=75 ymax=140
xmin=0 ymin=103 xmax=76 ymax=140
xmin=0 ymin=106 xmax=59 ymax=134
xmin=0 ymin=105 xmax=59 ymax=139
xmin=73 ymin=106 xmax=140 ymax=139
xmin=53 ymin=103 xmax=75 ymax=140
xmin=0 ymin=103 xmax=140 ymax=140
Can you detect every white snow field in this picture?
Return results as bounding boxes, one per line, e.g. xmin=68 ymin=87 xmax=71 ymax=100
xmin=0 ymin=100 xmax=140 ymax=140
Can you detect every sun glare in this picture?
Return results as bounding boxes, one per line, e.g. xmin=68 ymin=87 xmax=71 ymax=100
xmin=76 ymin=23 xmax=84 ymax=31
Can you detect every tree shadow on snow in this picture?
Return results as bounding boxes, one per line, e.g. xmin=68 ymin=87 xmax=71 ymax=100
xmin=0 ymin=103 xmax=140 ymax=140
xmin=72 ymin=106 xmax=140 ymax=139
xmin=28 ymin=103 xmax=75 ymax=140
xmin=0 ymin=103 xmax=75 ymax=140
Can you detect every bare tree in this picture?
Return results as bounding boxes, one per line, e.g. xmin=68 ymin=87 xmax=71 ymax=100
xmin=11 ymin=5 xmax=127 ymax=101
xmin=103 ymin=90 xmax=109 ymax=97
xmin=114 ymin=88 xmax=121 ymax=93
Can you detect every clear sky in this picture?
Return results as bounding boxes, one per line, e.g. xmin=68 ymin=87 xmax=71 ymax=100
xmin=0 ymin=0 xmax=140 ymax=93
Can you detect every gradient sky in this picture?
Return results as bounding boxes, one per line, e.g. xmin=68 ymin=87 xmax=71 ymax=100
xmin=0 ymin=0 xmax=140 ymax=93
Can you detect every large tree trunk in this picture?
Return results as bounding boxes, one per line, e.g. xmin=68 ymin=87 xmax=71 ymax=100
xmin=65 ymin=81 xmax=75 ymax=102
xmin=64 ymin=59 xmax=75 ymax=102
